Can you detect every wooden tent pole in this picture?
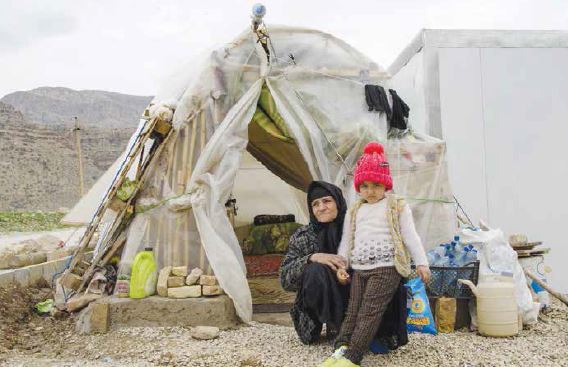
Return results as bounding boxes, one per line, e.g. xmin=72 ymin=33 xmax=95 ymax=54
xmin=73 ymin=117 xmax=85 ymax=196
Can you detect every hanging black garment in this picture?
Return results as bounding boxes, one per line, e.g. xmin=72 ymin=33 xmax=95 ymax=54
xmin=388 ymin=89 xmax=410 ymax=130
xmin=364 ymin=85 xmax=392 ymax=116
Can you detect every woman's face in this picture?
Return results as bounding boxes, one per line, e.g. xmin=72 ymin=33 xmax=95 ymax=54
xmin=311 ymin=196 xmax=338 ymax=223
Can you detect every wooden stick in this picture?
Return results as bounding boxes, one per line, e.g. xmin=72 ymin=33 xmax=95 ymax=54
xmin=76 ymin=128 xmax=173 ymax=292
xmin=198 ymin=111 xmax=207 ymax=272
xmin=524 ymin=269 xmax=568 ymax=307
xmin=66 ymin=117 xmax=158 ymax=272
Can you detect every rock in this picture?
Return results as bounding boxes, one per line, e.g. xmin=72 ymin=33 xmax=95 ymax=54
xmin=76 ymin=302 xmax=109 ymax=334
xmin=190 ymin=326 xmax=220 ymax=340
xmin=185 ymin=268 xmax=203 ymax=286
xmin=167 ymin=276 xmax=186 ymax=288
xmin=199 ymin=275 xmax=218 ymax=286
xmin=168 ymin=285 xmax=202 ymax=299
xmin=202 ymin=285 xmax=224 ymax=296
xmin=66 ymin=293 xmax=101 ymax=312
xmin=157 ymin=266 xmax=172 ymax=296
xmin=171 ymin=266 xmax=188 ymax=277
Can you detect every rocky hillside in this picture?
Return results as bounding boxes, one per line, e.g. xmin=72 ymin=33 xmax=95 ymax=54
xmin=1 ymin=87 xmax=152 ymax=128
xmin=0 ymin=95 xmax=141 ymax=211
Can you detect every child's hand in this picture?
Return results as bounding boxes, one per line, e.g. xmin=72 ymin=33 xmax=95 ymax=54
xmin=416 ymin=265 xmax=431 ymax=284
xmin=337 ymin=268 xmax=350 ymax=285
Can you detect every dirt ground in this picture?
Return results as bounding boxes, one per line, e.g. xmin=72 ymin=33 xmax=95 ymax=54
xmin=1 ymin=283 xmax=567 ymax=367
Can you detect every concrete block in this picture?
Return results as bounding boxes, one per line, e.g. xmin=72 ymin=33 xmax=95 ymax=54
xmin=107 ymin=295 xmax=239 ymax=329
xmin=0 ymin=271 xmax=15 ymax=288
xmin=13 ymin=268 xmax=30 ymax=287
xmin=26 ymin=263 xmax=44 ymax=285
xmin=186 ymin=268 xmax=203 ymax=286
xmin=202 ymin=285 xmax=224 ymax=296
xmin=171 ymin=266 xmax=188 ymax=277
xmin=199 ymin=275 xmax=218 ymax=286
xmin=168 ymin=285 xmax=201 ymax=299
xmin=167 ymin=276 xmax=185 ymax=288
xmin=157 ymin=266 xmax=172 ymax=297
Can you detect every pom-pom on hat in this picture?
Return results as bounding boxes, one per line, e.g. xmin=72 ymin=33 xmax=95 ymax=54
xmin=353 ymin=141 xmax=393 ymax=192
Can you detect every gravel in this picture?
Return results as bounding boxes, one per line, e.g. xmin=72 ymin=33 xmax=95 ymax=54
xmin=1 ymin=300 xmax=567 ymax=367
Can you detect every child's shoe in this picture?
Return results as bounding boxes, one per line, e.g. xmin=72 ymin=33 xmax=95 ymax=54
xmin=333 ymin=359 xmax=360 ymax=367
xmin=318 ymin=346 xmax=347 ymax=367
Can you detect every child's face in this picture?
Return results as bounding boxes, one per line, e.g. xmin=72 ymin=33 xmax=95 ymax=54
xmin=359 ymin=181 xmax=386 ymax=204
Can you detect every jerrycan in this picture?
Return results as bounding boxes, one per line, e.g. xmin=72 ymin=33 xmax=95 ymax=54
xmin=129 ymin=247 xmax=158 ymax=299
xmin=459 ymin=275 xmax=519 ymax=337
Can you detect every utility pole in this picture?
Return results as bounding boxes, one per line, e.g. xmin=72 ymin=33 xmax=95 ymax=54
xmin=73 ymin=116 xmax=85 ymax=196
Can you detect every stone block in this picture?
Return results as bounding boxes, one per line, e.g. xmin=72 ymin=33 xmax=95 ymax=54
xmin=167 ymin=276 xmax=185 ymax=288
xmin=168 ymin=285 xmax=201 ymax=299
xmin=157 ymin=266 xmax=172 ymax=297
xmin=202 ymin=285 xmax=224 ymax=296
xmin=199 ymin=275 xmax=218 ymax=286
xmin=76 ymin=302 xmax=109 ymax=334
xmin=185 ymin=268 xmax=203 ymax=286
xmin=171 ymin=266 xmax=188 ymax=277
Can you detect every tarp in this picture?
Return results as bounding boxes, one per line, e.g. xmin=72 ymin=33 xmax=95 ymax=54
xmin=65 ymin=25 xmax=457 ymax=322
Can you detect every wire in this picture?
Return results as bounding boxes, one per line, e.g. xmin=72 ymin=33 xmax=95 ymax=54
xmin=453 ymin=195 xmax=474 ymax=227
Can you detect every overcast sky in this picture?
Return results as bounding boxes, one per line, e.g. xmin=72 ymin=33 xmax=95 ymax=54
xmin=0 ymin=0 xmax=567 ymax=98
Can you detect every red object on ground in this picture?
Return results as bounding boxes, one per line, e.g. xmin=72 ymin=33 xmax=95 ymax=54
xmin=245 ymin=254 xmax=284 ymax=277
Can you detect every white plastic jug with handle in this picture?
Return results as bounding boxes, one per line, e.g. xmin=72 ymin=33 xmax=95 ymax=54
xmin=459 ymin=276 xmax=519 ymax=337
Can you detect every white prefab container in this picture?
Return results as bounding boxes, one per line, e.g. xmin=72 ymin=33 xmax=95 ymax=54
xmin=460 ymin=278 xmax=519 ymax=337
xmin=388 ymin=29 xmax=568 ymax=294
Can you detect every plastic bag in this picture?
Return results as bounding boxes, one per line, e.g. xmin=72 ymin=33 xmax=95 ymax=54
xmin=405 ymin=277 xmax=437 ymax=335
xmin=460 ymin=227 xmax=536 ymax=324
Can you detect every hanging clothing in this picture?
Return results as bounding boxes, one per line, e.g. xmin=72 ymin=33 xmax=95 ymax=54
xmin=388 ymin=89 xmax=410 ymax=130
xmin=364 ymin=85 xmax=391 ymax=116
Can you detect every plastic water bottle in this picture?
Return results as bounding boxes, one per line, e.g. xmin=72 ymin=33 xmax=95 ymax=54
xmin=454 ymin=235 xmax=463 ymax=252
xmin=440 ymin=253 xmax=457 ymax=267
xmin=427 ymin=251 xmax=442 ymax=266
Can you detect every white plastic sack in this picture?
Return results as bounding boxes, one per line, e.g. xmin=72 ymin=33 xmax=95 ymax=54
xmin=460 ymin=227 xmax=537 ymax=325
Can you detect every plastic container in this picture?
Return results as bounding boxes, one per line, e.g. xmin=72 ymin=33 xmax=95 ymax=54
xmin=129 ymin=247 xmax=158 ymax=299
xmin=459 ymin=276 xmax=519 ymax=337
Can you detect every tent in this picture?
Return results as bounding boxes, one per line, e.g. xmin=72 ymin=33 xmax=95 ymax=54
xmin=63 ymin=24 xmax=456 ymax=322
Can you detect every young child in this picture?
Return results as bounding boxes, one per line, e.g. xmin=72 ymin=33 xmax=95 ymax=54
xmin=320 ymin=142 xmax=431 ymax=367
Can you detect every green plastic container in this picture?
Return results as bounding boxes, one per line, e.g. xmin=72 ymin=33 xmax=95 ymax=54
xmin=129 ymin=247 xmax=158 ymax=299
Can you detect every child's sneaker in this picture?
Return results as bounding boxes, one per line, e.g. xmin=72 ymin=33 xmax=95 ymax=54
xmin=318 ymin=345 xmax=347 ymax=367
xmin=333 ymin=359 xmax=360 ymax=367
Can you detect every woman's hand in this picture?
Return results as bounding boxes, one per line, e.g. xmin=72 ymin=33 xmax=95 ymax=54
xmin=416 ymin=265 xmax=431 ymax=284
xmin=336 ymin=268 xmax=350 ymax=285
xmin=309 ymin=253 xmax=346 ymax=272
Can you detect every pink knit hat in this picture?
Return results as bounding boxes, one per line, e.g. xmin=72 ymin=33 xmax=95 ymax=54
xmin=353 ymin=142 xmax=392 ymax=192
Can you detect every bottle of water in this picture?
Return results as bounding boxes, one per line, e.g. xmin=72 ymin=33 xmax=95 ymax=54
xmin=439 ymin=253 xmax=457 ymax=267
xmin=453 ymin=235 xmax=464 ymax=252
xmin=427 ymin=251 xmax=442 ymax=266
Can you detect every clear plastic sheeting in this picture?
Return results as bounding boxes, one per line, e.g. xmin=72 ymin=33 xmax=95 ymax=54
xmin=89 ymin=25 xmax=458 ymax=323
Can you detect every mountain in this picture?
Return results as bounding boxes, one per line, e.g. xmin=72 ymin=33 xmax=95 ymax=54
xmin=0 ymin=87 xmax=151 ymax=211
xmin=1 ymin=87 xmax=153 ymax=128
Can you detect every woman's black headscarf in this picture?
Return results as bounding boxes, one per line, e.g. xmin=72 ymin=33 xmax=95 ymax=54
xmin=306 ymin=181 xmax=347 ymax=254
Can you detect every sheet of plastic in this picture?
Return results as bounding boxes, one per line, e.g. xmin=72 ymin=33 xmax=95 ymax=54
xmin=75 ymin=25 xmax=456 ymax=322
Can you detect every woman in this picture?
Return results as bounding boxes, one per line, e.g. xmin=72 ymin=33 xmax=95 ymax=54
xmin=280 ymin=181 xmax=349 ymax=344
xmin=280 ymin=181 xmax=409 ymax=350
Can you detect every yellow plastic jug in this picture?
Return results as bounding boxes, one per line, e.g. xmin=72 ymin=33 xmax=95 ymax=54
xmin=129 ymin=247 xmax=158 ymax=299
xmin=459 ymin=276 xmax=519 ymax=337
